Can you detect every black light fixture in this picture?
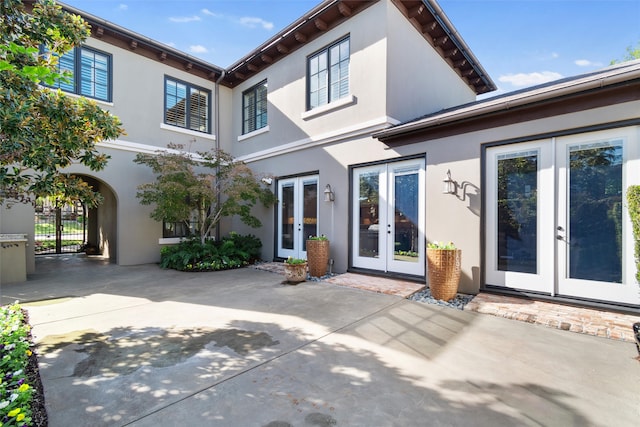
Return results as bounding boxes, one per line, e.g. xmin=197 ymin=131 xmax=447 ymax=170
xmin=324 ymin=184 xmax=335 ymax=202
xmin=443 ymin=170 xmax=456 ymax=195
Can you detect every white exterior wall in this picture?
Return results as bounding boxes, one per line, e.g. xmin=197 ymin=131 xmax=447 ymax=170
xmin=84 ymin=38 xmax=220 ymax=154
xmin=230 ymin=2 xmax=390 ymax=160
xmin=385 ymin=1 xmax=476 ymax=121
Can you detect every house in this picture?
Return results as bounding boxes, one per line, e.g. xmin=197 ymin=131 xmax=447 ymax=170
xmin=1 ymin=0 xmax=638 ymax=310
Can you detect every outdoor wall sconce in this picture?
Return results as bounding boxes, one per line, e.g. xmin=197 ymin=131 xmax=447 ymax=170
xmin=324 ymin=184 xmax=335 ymax=202
xmin=443 ymin=170 xmax=457 ymax=195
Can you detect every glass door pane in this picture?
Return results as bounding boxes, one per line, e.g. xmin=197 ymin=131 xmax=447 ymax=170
xmin=497 ymin=152 xmax=538 ymax=274
xmin=567 ymin=143 xmax=623 ymax=283
xmin=358 ymin=170 xmax=381 ymax=259
xmin=393 ymin=171 xmax=419 ymax=263
xmin=278 ymin=181 xmax=296 ymax=257
xmin=302 ymin=179 xmax=318 ymax=253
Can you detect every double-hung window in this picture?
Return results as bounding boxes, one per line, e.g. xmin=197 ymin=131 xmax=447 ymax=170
xmin=165 ymin=77 xmax=211 ymax=133
xmin=242 ymin=80 xmax=268 ymax=134
xmin=307 ymin=36 xmax=350 ymax=110
xmin=48 ymin=46 xmax=112 ymax=102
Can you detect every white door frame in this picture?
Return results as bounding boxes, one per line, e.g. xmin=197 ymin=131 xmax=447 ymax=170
xmin=555 ymin=130 xmax=638 ymax=304
xmin=277 ymin=175 xmax=319 ymax=260
xmin=351 ymin=158 xmax=425 ymax=276
xmin=485 ymin=126 xmax=640 ymax=306
xmin=485 ymin=140 xmax=555 ymax=292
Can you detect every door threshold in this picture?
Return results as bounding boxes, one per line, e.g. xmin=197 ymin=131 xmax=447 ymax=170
xmin=347 ymin=267 xmax=424 ymax=284
xmin=483 ymin=286 xmax=640 ymax=315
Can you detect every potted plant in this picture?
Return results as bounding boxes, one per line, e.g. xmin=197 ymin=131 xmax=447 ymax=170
xmin=283 ymin=256 xmax=307 ymax=284
xmin=427 ymin=241 xmax=461 ymax=301
xmin=306 ymin=235 xmax=330 ymax=277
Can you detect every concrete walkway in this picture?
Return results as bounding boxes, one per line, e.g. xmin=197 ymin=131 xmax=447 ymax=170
xmin=3 ymin=257 xmax=639 ymax=426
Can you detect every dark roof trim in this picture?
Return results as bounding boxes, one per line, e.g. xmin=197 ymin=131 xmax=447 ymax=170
xmin=374 ymin=59 xmax=640 ymax=142
xmin=52 ymin=0 xmax=494 ymax=93
xmin=223 ymin=0 xmax=378 ymax=87
xmin=54 ymin=1 xmax=226 ymax=84
xmin=222 ymin=0 xmax=495 ymax=93
xmin=394 ymin=0 xmax=496 ymax=94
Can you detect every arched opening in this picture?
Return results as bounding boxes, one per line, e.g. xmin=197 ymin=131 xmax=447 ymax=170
xmin=32 ymin=175 xmax=118 ymax=262
xmin=81 ymin=175 xmax=118 ymax=262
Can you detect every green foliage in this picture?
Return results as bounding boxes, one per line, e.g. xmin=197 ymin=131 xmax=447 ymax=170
xmin=627 ymin=186 xmax=640 ymax=283
xmin=34 ymin=239 xmax=82 ymax=252
xmin=610 ymin=41 xmax=640 ymax=64
xmin=427 ymin=241 xmax=456 ymax=250
xmin=307 ymin=234 xmax=329 ymax=241
xmin=160 ymin=233 xmax=262 ymax=272
xmin=134 ymin=144 xmax=276 ymax=244
xmin=1 ymin=0 xmax=124 ymax=206
xmin=284 ymin=257 xmax=307 ymax=265
xmin=0 ymin=304 xmax=36 ymax=426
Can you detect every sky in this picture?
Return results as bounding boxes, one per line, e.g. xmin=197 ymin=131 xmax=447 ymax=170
xmin=62 ymin=0 xmax=640 ymax=97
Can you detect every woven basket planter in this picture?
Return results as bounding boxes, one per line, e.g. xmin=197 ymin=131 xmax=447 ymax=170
xmin=307 ymin=240 xmax=330 ymax=277
xmin=284 ymin=262 xmax=307 ymax=284
xmin=427 ymin=248 xmax=461 ymax=301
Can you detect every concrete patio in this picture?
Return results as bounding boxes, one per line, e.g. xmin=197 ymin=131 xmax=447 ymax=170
xmin=3 ymin=256 xmax=639 ymax=426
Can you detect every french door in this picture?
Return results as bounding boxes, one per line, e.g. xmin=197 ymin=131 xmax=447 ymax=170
xmin=277 ymin=175 xmax=318 ymax=259
xmin=486 ymin=127 xmax=639 ymax=305
xmin=352 ymin=158 xmax=425 ymax=276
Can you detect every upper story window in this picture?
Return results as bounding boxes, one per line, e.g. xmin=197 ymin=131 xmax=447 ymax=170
xmin=242 ymin=80 xmax=268 ymax=134
xmin=165 ymin=77 xmax=211 ymax=133
xmin=48 ymin=46 xmax=112 ymax=102
xmin=307 ymin=36 xmax=350 ymax=110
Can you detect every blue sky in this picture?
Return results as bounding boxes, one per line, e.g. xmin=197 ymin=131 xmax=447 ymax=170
xmin=62 ymin=0 xmax=640 ymax=96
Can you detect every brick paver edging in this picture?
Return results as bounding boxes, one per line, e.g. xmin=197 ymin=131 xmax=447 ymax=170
xmin=465 ymin=293 xmax=640 ymax=343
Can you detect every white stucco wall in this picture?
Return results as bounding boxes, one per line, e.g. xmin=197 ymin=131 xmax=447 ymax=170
xmin=385 ymin=1 xmax=477 ymax=121
xmin=230 ymin=1 xmax=389 ymax=160
xmin=83 ymin=38 xmax=220 ymax=155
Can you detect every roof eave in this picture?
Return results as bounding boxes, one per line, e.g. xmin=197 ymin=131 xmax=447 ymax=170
xmin=374 ymin=60 xmax=640 ymax=141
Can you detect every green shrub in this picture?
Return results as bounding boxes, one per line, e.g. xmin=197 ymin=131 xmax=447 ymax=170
xmin=627 ymin=186 xmax=640 ymax=283
xmin=160 ymin=233 xmax=262 ymax=272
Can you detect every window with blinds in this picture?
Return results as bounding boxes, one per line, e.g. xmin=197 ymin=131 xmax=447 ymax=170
xmin=45 ymin=46 xmax=111 ymax=102
xmin=308 ymin=36 xmax=349 ymax=110
xmin=242 ymin=80 xmax=268 ymax=135
xmin=164 ymin=77 xmax=211 ymax=133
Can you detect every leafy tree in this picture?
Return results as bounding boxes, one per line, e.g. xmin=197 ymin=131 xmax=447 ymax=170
xmin=610 ymin=41 xmax=640 ymax=64
xmin=0 ymin=0 xmax=124 ymax=206
xmin=134 ymin=144 xmax=276 ymax=244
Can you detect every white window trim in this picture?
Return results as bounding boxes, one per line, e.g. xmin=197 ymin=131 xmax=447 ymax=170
xmin=160 ymin=123 xmax=217 ymax=141
xmin=301 ymin=94 xmax=355 ymax=120
xmin=159 ymin=237 xmax=185 ymax=245
xmin=237 ymin=125 xmax=270 ymax=142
